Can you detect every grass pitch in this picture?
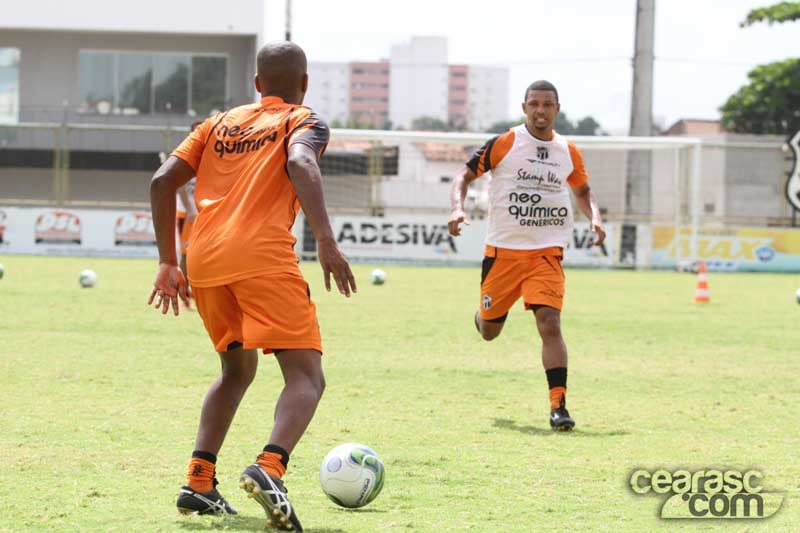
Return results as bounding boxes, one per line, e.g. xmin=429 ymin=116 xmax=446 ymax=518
xmin=1 ymin=255 xmax=799 ymax=532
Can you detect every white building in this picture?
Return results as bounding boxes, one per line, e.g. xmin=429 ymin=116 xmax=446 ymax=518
xmin=467 ymin=66 xmax=510 ymax=132
xmin=2 ymin=0 xmax=265 ymax=126
xmin=389 ymin=36 xmax=449 ymax=129
xmin=304 ymin=62 xmax=350 ymax=124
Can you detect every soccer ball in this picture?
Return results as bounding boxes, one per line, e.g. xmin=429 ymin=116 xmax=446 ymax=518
xmin=796 ymin=288 xmax=800 ymax=304
xmin=370 ymin=268 xmax=387 ymax=285
xmin=79 ymin=269 xmax=97 ymax=288
xmin=319 ymin=443 xmax=385 ymax=508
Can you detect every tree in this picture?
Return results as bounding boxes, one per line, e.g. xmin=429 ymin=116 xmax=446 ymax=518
xmin=486 ymin=113 xmax=606 ymax=135
xmin=740 ymin=1 xmax=800 ymax=26
xmin=720 ymin=59 xmax=800 ymax=134
xmin=720 ymin=2 xmax=800 ymax=134
xmin=575 ymin=116 xmax=603 ymax=136
xmin=410 ymin=116 xmax=451 ymax=131
xmin=487 ymin=117 xmax=524 ymax=133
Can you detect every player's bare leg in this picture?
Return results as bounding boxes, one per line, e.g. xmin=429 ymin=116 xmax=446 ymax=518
xmin=269 ymin=349 xmax=325 ymax=450
xmin=533 ymin=306 xmax=574 ymax=431
xmin=195 ymin=345 xmax=259 ymax=453
xmin=240 ymin=349 xmax=323 ymax=532
xmin=475 ymin=311 xmax=506 ymax=341
xmin=178 ymin=345 xmax=257 ymax=515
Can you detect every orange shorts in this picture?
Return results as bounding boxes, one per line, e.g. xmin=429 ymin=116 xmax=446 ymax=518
xmin=193 ymin=272 xmax=322 ymax=354
xmin=176 ymin=214 xmax=193 ymax=256
xmin=479 ymin=245 xmax=565 ymax=321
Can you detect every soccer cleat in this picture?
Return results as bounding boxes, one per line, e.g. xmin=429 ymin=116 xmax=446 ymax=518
xmin=176 ymin=480 xmax=237 ymax=515
xmin=239 ymin=464 xmax=303 ymax=532
xmin=550 ymin=406 xmax=575 ymax=431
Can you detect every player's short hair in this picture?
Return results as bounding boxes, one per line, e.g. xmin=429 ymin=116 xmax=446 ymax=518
xmin=524 ymin=80 xmax=559 ymax=103
xmin=256 ymin=41 xmax=307 ymax=94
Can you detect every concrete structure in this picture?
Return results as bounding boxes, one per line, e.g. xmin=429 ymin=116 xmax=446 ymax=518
xmin=349 ymin=61 xmax=390 ymax=128
xmin=306 ymin=62 xmax=349 ymax=125
xmin=664 ymin=119 xmax=726 ymax=136
xmin=466 ymin=66 xmax=510 ymax=132
xmin=305 ymin=37 xmax=509 ymax=132
xmin=389 ymin=36 xmax=449 ymax=130
xmin=0 ymin=0 xmax=265 ymax=206
xmin=447 ymin=65 xmax=469 ymax=129
xmin=2 ymin=0 xmax=264 ymax=127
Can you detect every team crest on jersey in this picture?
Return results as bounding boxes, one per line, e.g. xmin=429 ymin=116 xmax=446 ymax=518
xmin=482 ymin=294 xmax=492 ymax=310
xmin=536 ymin=146 xmax=549 ymax=160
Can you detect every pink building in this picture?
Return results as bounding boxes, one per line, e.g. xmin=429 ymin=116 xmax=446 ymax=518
xmin=448 ymin=65 xmax=469 ymax=129
xmin=349 ymin=61 xmax=390 ymax=128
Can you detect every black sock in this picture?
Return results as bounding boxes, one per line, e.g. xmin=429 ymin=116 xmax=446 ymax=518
xmin=192 ymin=450 xmax=217 ymax=464
xmin=545 ymin=367 xmax=567 ymax=389
xmin=262 ymin=444 xmax=290 ymax=468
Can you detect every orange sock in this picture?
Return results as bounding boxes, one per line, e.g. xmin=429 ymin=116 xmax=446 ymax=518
xmin=257 ymin=451 xmax=287 ymax=479
xmin=549 ymin=386 xmax=567 ymax=410
xmin=187 ymin=457 xmax=215 ymax=493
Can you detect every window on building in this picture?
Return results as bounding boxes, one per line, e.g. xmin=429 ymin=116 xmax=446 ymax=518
xmin=79 ymin=50 xmax=227 ymax=116
xmin=0 ymin=48 xmax=20 ymax=123
xmin=191 ymin=56 xmax=226 ymax=116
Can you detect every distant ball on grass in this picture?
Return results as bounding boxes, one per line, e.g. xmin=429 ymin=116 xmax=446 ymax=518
xmin=796 ymin=288 xmax=800 ymax=304
xmin=370 ymin=268 xmax=387 ymax=285
xmin=0 ymin=263 xmax=4 ymax=280
xmin=79 ymin=269 xmax=97 ymax=288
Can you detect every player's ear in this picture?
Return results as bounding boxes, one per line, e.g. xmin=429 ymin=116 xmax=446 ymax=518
xmin=301 ymin=73 xmax=309 ymax=94
xmin=521 ymin=101 xmax=526 ymax=114
xmin=254 ymin=75 xmax=262 ymax=94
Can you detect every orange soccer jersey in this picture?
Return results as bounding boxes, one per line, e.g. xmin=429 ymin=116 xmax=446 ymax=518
xmin=171 ymin=96 xmax=329 ymax=288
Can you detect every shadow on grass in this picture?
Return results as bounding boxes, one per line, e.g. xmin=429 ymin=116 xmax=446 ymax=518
xmin=330 ymin=507 xmax=387 ymax=514
xmin=492 ymin=418 xmax=629 ymax=437
xmin=175 ymin=514 xmax=345 ymax=532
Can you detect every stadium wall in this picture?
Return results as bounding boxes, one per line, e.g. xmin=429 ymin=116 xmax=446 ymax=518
xmin=3 ymin=207 xmax=800 ymax=272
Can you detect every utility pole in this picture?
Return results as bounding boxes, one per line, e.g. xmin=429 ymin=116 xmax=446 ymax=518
xmin=626 ymin=0 xmax=656 ymax=217
xmin=285 ymin=0 xmax=292 ymax=41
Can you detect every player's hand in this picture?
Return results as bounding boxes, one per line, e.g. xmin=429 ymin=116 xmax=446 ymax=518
xmin=448 ymin=208 xmax=469 ymax=236
xmin=318 ymin=237 xmax=357 ymax=297
xmin=592 ymin=220 xmax=606 ymax=246
xmin=147 ymin=262 xmax=189 ymax=315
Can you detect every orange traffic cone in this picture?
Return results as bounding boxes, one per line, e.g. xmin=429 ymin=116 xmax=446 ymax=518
xmin=694 ymin=261 xmax=710 ymax=303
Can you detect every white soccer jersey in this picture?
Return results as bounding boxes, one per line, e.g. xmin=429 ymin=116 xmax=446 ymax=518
xmin=466 ymin=125 xmax=589 ymax=250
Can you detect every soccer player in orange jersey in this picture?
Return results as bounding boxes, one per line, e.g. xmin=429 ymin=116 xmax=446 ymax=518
xmin=448 ymin=80 xmax=605 ymax=432
xmin=148 ymin=41 xmax=356 ymax=531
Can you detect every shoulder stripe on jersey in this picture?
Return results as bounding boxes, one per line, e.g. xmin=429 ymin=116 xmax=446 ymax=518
xmin=482 ymin=137 xmax=498 ymax=177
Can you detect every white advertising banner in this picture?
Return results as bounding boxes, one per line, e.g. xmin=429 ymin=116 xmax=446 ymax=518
xmin=0 ymin=207 xmax=158 ymax=258
xmin=0 ymin=208 xmax=614 ymax=266
xmin=330 ymin=215 xmax=615 ymax=266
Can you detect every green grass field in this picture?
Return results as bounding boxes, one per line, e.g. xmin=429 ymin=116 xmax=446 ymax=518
xmin=1 ymin=255 xmax=799 ymax=532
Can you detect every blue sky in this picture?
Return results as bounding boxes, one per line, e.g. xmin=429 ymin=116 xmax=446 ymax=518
xmin=263 ymin=0 xmax=797 ymax=133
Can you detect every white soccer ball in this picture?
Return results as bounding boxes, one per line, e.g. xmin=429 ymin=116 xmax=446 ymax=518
xmin=796 ymin=288 xmax=800 ymax=304
xmin=79 ymin=269 xmax=97 ymax=288
xmin=319 ymin=443 xmax=385 ymax=508
xmin=370 ymin=268 xmax=387 ymax=285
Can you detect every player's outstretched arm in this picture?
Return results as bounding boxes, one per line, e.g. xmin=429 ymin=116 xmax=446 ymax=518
xmin=448 ymin=166 xmax=478 ymax=236
xmin=572 ymin=184 xmax=606 ymax=246
xmin=287 ymin=143 xmax=356 ymax=297
xmin=148 ymin=156 xmax=193 ymax=315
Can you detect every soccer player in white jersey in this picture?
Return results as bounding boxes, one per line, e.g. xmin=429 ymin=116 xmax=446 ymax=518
xmin=448 ymin=80 xmax=605 ymax=431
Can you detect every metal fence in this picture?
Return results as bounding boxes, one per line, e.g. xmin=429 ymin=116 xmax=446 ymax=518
xmin=0 ymin=122 xmax=795 ymax=229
